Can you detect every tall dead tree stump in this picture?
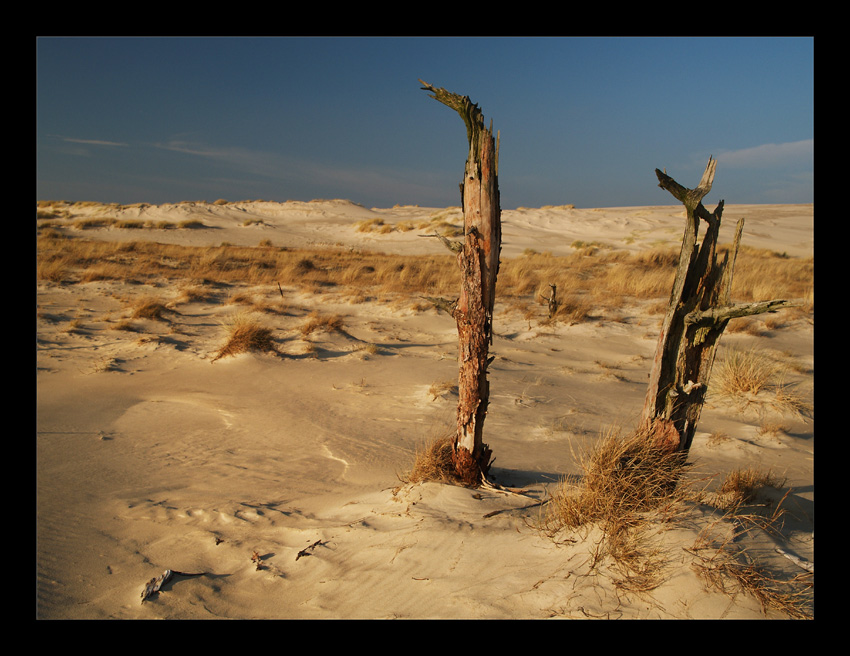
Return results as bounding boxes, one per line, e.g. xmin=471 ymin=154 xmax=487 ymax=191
xmin=420 ymin=80 xmax=501 ymax=486
xmin=641 ymin=157 xmax=798 ymax=453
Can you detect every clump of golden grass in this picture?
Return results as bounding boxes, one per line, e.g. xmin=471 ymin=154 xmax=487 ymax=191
xmin=398 ymin=435 xmax=462 ymax=486
xmin=428 ymin=380 xmax=458 ymax=401
xmin=540 ymin=426 xmax=691 ymax=533
xmin=300 ymin=311 xmax=345 ymax=336
xmin=706 ymin=431 xmax=731 ymax=447
xmin=558 ymin=295 xmax=594 ymax=324
xmin=356 ymin=218 xmax=388 ymax=233
xmin=713 ymin=348 xmax=777 ymax=397
xmin=711 ymin=347 xmax=812 ymax=417
xmin=113 ymin=219 xmax=145 ymax=229
xmin=227 ymin=290 xmax=256 ymax=306
xmin=212 ymin=312 xmax=277 ymax=362
xmin=37 ymin=256 xmax=71 ymax=283
xmin=112 ymin=319 xmax=137 ymax=332
xmin=130 ymin=296 xmax=169 ymax=321
xmin=757 ymin=421 xmax=788 ymax=438
xmin=726 ymin=317 xmax=765 ymax=336
xmin=177 ymin=285 xmax=216 ymax=304
xmin=709 ymin=466 xmax=786 ymax=512
xmin=537 ymin=425 xmax=695 ymax=591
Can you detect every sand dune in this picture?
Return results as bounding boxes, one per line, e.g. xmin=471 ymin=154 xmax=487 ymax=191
xmin=36 ymin=200 xmax=813 ymax=619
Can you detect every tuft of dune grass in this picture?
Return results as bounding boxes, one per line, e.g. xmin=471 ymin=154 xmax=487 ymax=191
xmin=709 ymin=466 xmax=786 ymax=512
xmin=300 ymin=311 xmax=345 ymax=336
xmin=540 ymin=425 xmax=692 ymax=535
xmin=537 ymin=425 xmax=695 ymax=590
xmin=399 ymin=435 xmax=462 ymax=485
xmin=212 ymin=312 xmax=277 ymax=362
xmin=131 ymin=296 xmax=169 ymax=321
xmin=710 ymin=347 xmax=812 ymax=417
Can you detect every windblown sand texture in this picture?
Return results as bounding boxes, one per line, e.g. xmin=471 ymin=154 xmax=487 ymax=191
xmin=37 ymin=200 xmax=813 ymax=619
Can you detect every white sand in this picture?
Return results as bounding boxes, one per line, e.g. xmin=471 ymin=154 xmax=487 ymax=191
xmin=36 ymin=200 xmax=813 ymax=619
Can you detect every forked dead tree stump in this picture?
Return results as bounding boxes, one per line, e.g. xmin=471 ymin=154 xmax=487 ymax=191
xmin=542 ymin=283 xmax=559 ymax=320
xmin=420 ymin=80 xmax=501 ymax=486
xmin=641 ymin=157 xmax=799 ymax=453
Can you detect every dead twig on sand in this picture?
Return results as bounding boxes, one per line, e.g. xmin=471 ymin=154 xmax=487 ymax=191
xmin=296 ymin=539 xmax=327 ymax=561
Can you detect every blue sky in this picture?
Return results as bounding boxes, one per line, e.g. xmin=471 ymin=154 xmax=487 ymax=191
xmin=36 ymin=37 xmax=814 ymax=210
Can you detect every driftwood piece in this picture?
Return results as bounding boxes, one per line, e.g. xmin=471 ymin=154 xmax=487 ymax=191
xmin=775 ymin=547 xmax=814 ymax=573
xmin=420 ymin=80 xmax=501 ymax=486
xmin=296 ymin=539 xmax=326 ymax=561
xmin=641 ymin=158 xmax=800 ymax=453
xmin=140 ymin=569 xmax=205 ymax=603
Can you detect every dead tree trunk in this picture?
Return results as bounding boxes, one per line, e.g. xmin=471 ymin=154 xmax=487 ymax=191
xmin=420 ymin=80 xmax=501 ymax=486
xmin=641 ymin=157 xmax=798 ymax=453
xmin=542 ymin=284 xmax=559 ymax=320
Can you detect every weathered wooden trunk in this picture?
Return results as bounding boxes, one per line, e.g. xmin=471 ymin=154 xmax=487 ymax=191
xmin=420 ymin=80 xmax=501 ymax=486
xmin=641 ymin=158 xmax=797 ymax=453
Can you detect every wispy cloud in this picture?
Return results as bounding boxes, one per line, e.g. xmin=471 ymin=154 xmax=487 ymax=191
xmin=59 ymin=136 xmax=129 ymax=147
xmin=155 ymin=140 xmax=301 ymax=180
xmin=713 ymin=139 xmax=813 ymax=169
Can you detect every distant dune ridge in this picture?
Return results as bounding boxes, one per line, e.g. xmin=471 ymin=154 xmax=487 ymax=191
xmin=37 ymin=199 xmax=813 ymax=619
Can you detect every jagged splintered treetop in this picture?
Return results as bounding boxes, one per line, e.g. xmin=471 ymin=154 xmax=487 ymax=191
xmin=419 ymin=79 xmax=498 ymax=175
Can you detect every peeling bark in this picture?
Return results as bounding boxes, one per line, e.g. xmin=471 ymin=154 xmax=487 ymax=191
xmin=420 ymin=80 xmax=501 ymax=485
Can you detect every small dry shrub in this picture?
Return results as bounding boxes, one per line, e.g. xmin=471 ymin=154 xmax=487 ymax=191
xmin=541 ymin=426 xmax=691 ymax=534
xmin=227 ymin=290 xmax=255 ymax=306
xmin=428 ymin=380 xmax=458 ymax=401
xmin=711 ymin=348 xmax=812 ymax=417
xmin=757 ymin=421 xmax=788 ymax=438
xmin=38 ymin=257 xmax=71 ymax=282
xmin=177 ymin=285 xmax=215 ymax=304
xmin=399 ymin=435 xmax=462 ymax=485
xmin=553 ymin=292 xmax=593 ymax=324
xmin=706 ymin=431 xmax=731 ymax=447
xmin=356 ymin=218 xmax=386 ymax=233
xmin=713 ymin=348 xmax=777 ymax=397
xmin=112 ymin=319 xmax=137 ymax=332
xmin=212 ymin=312 xmax=277 ymax=361
xmin=710 ymin=466 xmax=786 ymax=512
xmin=538 ymin=425 xmax=695 ymax=590
xmin=130 ymin=296 xmax=169 ymax=321
xmin=295 ymin=257 xmax=316 ymax=273
xmin=300 ymin=311 xmax=345 ymax=336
